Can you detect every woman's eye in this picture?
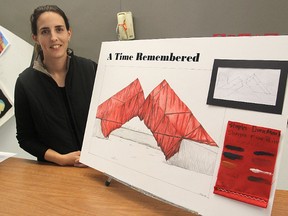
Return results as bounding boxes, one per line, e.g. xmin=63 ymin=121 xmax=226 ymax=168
xmin=40 ymin=29 xmax=50 ymax=35
xmin=56 ymin=27 xmax=64 ymax=33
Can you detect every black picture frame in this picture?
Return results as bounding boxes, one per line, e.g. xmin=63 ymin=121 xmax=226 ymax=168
xmin=0 ymin=88 xmax=12 ymax=119
xmin=207 ymin=59 xmax=288 ymax=114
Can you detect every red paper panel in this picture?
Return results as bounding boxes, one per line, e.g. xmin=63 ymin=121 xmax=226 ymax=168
xmin=214 ymin=121 xmax=281 ymax=208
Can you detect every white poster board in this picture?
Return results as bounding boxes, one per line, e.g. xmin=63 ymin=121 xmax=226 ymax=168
xmin=81 ymin=36 xmax=288 ymax=216
xmin=0 ymin=26 xmax=33 ymax=126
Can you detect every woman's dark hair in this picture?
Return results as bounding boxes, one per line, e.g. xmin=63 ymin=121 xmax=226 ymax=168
xmin=30 ymin=5 xmax=70 ymax=64
xmin=30 ymin=5 xmax=70 ymax=35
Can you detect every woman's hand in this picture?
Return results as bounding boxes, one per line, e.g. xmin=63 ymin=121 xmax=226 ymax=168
xmin=73 ymin=156 xmax=88 ymax=168
xmin=44 ymin=149 xmax=87 ymax=167
xmin=61 ymin=151 xmax=83 ymax=167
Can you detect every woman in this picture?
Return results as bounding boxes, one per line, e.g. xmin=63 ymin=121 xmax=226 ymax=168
xmin=14 ymin=5 xmax=97 ymax=166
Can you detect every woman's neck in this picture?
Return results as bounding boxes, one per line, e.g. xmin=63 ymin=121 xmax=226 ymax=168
xmin=43 ymin=56 xmax=67 ymax=75
xmin=43 ymin=56 xmax=68 ymax=87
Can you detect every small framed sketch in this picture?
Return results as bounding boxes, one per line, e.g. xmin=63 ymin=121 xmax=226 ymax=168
xmin=207 ymin=59 xmax=288 ymax=114
xmin=0 ymin=30 xmax=10 ymax=57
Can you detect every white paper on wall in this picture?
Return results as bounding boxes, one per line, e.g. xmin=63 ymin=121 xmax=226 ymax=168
xmin=0 ymin=26 xmax=33 ymax=127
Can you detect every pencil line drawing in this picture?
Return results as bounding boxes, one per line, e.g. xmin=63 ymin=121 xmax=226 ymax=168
xmin=214 ymin=67 xmax=280 ymax=105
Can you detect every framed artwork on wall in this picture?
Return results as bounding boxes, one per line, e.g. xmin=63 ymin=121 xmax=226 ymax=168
xmin=0 ymin=82 xmax=13 ymax=127
xmin=0 ymin=30 xmax=10 ymax=57
xmin=207 ymin=59 xmax=288 ymax=114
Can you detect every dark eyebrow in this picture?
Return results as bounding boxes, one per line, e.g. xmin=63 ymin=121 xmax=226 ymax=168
xmin=39 ymin=25 xmax=65 ymax=31
xmin=39 ymin=27 xmax=50 ymax=31
xmin=55 ymin=25 xmax=65 ymax=28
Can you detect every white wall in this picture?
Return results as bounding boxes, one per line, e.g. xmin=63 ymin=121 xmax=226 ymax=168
xmin=0 ymin=116 xmax=35 ymax=160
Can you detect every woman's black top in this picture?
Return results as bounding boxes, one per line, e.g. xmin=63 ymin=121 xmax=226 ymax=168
xmin=14 ymin=52 xmax=97 ymax=161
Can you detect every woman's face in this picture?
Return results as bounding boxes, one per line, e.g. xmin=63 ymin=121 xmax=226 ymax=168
xmin=32 ymin=12 xmax=71 ymax=62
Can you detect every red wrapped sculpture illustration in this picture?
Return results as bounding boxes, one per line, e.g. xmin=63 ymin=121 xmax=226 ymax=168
xmin=96 ymin=79 xmax=218 ymax=174
xmin=138 ymin=80 xmax=217 ymax=159
xmin=96 ymin=78 xmax=145 ymax=137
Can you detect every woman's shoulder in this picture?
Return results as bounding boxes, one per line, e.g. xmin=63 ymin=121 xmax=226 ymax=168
xmin=18 ymin=67 xmax=35 ymax=79
xmin=72 ymin=54 xmax=96 ymax=66
xmin=71 ymin=54 xmax=97 ymax=75
xmin=15 ymin=67 xmax=39 ymax=90
xmin=68 ymin=49 xmax=96 ymax=66
xmin=17 ymin=66 xmax=47 ymax=86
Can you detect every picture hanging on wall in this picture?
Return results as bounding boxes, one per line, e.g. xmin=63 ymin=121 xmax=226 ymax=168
xmin=207 ymin=59 xmax=288 ymax=114
xmin=0 ymin=30 xmax=10 ymax=57
xmin=0 ymin=81 xmax=13 ymax=127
